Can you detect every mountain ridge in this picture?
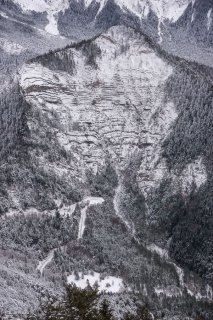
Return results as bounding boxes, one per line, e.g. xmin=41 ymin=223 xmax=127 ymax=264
xmin=0 ymin=1 xmax=213 ymax=318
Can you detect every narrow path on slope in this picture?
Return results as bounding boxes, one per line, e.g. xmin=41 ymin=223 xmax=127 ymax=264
xmin=37 ymin=196 xmax=104 ymax=275
xmin=78 ymin=197 xmax=105 ymax=240
xmin=37 ymin=249 xmax=55 ymax=276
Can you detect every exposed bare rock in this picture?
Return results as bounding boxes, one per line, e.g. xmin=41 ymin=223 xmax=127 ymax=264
xmin=20 ymin=26 xmax=176 ymax=192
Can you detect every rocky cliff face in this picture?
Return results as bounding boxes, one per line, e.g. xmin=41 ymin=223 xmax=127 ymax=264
xmin=19 ymin=25 xmax=208 ymax=222
xmin=20 ymin=26 xmax=174 ymax=182
xmin=0 ymin=25 xmax=207 ymax=316
xmin=0 ymin=1 xmax=213 ymax=318
xmin=4 ymin=0 xmax=213 ymax=64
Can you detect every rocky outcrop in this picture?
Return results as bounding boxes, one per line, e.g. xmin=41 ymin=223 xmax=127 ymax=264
xmin=19 ymin=23 xmax=210 ymax=233
xmin=0 ymin=22 xmax=212 ymax=318
xmin=20 ymin=26 xmax=175 ymax=186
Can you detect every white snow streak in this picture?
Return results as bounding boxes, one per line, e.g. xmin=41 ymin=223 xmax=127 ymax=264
xmin=146 ymin=244 xmax=169 ymax=259
xmin=114 ymin=0 xmax=190 ymax=43
xmin=207 ymin=9 xmax=212 ymax=31
xmin=191 ymin=11 xmax=195 ymax=23
xmin=37 ymin=249 xmax=55 ymax=276
xmin=78 ymin=197 xmax=104 ymax=240
xmin=0 ymin=10 xmax=46 ymax=35
xmin=155 ymin=286 xmax=182 ymax=297
xmin=13 ymin=0 xmax=69 ymax=35
xmin=78 ymin=206 xmax=87 ymax=240
xmin=113 ymin=184 xmax=134 ymax=234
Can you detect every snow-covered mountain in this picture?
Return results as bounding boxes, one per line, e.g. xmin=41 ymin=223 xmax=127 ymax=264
xmin=10 ymin=0 xmax=191 ymax=36
xmin=0 ymin=0 xmax=213 ymax=318
xmin=5 ymin=0 xmax=213 ymax=41
xmin=12 ymin=0 xmax=71 ymax=35
xmin=0 ymin=22 xmax=213 ymax=317
xmin=2 ymin=0 xmax=211 ymax=67
xmin=116 ymin=0 xmax=190 ymax=21
xmin=12 ymin=0 xmax=191 ymax=27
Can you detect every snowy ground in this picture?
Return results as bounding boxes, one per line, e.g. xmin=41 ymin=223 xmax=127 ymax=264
xmin=67 ymin=271 xmax=124 ymax=293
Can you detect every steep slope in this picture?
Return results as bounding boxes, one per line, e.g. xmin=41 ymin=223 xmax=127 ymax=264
xmin=114 ymin=0 xmax=191 ymax=31
xmin=0 ymin=0 xmax=72 ymax=159
xmin=20 ymin=27 xmax=174 ymax=180
xmin=172 ymin=0 xmax=213 ymax=47
xmin=1 ymin=1 xmax=213 ymax=317
xmin=0 ymin=25 xmax=212 ymax=318
xmin=0 ymin=0 xmax=70 ymax=51
xmin=12 ymin=0 xmax=70 ymax=35
xmin=3 ymin=0 xmax=213 ymax=75
xmin=165 ymin=0 xmax=213 ymax=67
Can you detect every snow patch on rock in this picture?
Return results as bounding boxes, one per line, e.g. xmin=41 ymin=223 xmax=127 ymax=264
xmin=0 ymin=38 xmax=25 ymax=55
xmin=176 ymin=157 xmax=207 ymax=196
xmin=207 ymin=8 xmax=212 ymax=31
xmin=14 ymin=0 xmax=69 ymax=35
xmin=84 ymin=0 xmax=107 ymax=15
xmin=186 ymin=283 xmax=213 ymax=301
xmin=155 ymin=286 xmax=182 ymax=297
xmin=146 ymin=244 xmax=169 ymax=259
xmin=115 ymin=0 xmax=190 ymax=22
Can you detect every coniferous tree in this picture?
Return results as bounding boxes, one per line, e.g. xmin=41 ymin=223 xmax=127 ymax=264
xmin=136 ymin=306 xmax=152 ymax=320
xmin=194 ymin=316 xmax=205 ymax=320
xmin=99 ymin=300 xmax=114 ymax=320
xmin=63 ymin=284 xmax=99 ymax=320
xmin=123 ymin=314 xmax=137 ymax=320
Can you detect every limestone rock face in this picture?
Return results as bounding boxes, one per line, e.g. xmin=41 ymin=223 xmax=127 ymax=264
xmin=20 ymin=26 xmax=175 ymax=188
xmin=20 ymin=24 xmax=208 ymax=216
xmin=21 ymin=25 xmax=207 ymax=202
xmin=0 ymin=23 xmax=211 ymax=318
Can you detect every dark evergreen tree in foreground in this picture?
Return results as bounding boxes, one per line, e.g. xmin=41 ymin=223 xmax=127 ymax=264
xmin=24 ymin=284 xmax=207 ymax=320
xmin=25 ymin=285 xmax=153 ymax=320
xmin=123 ymin=306 xmax=153 ymax=320
xmin=99 ymin=300 xmax=114 ymax=320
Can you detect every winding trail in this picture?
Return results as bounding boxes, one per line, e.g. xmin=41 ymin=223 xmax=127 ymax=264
xmin=37 ymin=196 xmax=104 ymax=275
xmin=37 ymin=249 xmax=55 ymax=276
